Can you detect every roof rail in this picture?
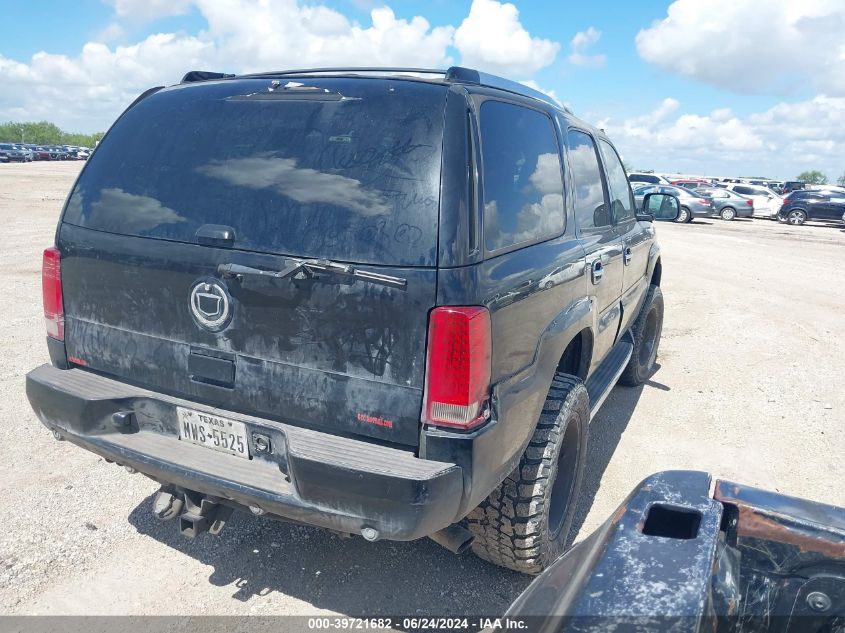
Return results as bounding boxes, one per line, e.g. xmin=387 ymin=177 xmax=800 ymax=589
xmin=179 ymin=66 xmax=570 ymax=112
xmin=244 ymin=67 xmax=446 ymax=78
xmin=445 ymin=66 xmax=570 ymax=113
xmin=181 ymin=70 xmax=236 ymax=83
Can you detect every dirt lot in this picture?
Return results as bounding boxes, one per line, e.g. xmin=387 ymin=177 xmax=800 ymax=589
xmin=1 ymin=161 xmax=843 ymax=616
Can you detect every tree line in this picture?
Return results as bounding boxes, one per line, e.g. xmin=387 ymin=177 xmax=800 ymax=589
xmin=796 ymin=170 xmax=845 ymax=187
xmin=0 ymin=121 xmax=104 ymax=147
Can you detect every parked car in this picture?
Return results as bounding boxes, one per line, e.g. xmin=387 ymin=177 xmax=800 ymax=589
xmin=0 ymin=142 xmax=27 ymax=162
xmin=725 ymin=183 xmax=783 ymax=218
xmin=669 ymin=178 xmax=711 ymax=187
xmin=633 ymin=184 xmax=714 ymax=222
xmin=782 ymin=181 xmax=806 ymax=194
xmin=39 ymin=145 xmax=68 ymax=160
xmin=13 ymin=144 xmax=34 ymax=161
xmin=0 ymin=149 xmax=8 ymax=163
xmin=778 ymin=190 xmax=845 ymax=225
xmin=31 ymin=146 xmax=52 ymax=161
xmin=26 ymin=66 xmax=680 ymax=575
xmin=694 ymin=187 xmax=755 ymax=220
xmin=628 ymin=172 xmax=670 ymax=185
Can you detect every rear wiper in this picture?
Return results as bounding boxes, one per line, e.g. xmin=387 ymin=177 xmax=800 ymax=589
xmin=217 ymin=259 xmax=407 ymax=290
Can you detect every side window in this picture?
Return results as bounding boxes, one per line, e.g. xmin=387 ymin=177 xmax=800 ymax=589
xmin=734 ymin=186 xmax=752 ymax=195
xmin=566 ymin=129 xmax=610 ymax=232
xmin=598 ymin=139 xmax=635 ymax=224
xmin=479 ymin=101 xmax=564 ymax=252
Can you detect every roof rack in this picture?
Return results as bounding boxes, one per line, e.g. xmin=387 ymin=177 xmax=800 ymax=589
xmin=245 ymin=67 xmax=446 ymax=78
xmin=180 ymin=66 xmax=570 ymax=113
xmin=444 ymin=67 xmax=569 ymax=113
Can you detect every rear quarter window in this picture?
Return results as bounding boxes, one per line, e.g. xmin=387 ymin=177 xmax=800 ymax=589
xmin=479 ymin=100 xmax=564 ymax=253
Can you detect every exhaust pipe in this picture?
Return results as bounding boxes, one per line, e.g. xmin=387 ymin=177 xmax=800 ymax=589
xmin=428 ymin=524 xmax=474 ymax=554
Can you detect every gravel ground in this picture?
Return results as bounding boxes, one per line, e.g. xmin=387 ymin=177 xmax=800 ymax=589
xmin=1 ymin=162 xmax=843 ymax=616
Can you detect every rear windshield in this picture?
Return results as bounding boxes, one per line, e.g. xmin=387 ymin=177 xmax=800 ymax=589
xmin=630 ymin=174 xmax=659 ymax=183
xmin=63 ymin=78 xmax=447 ymax=266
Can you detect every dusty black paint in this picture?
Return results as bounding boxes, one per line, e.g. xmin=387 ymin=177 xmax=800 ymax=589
xmin=28 ymin=68 xmax=673 ymax=545
xmin=59 ymin=223 xmax=433 ymax=445
xmin=507 ymin=471 xmax=845 ymax=631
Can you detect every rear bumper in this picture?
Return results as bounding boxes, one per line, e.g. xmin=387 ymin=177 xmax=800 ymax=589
xmin=26 ymin=364 xmax=464 ymax=541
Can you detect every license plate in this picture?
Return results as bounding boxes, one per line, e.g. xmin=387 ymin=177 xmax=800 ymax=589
xmin=177 ymin=407 xmax=249 ymax=459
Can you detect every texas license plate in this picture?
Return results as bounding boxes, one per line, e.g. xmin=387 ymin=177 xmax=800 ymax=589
xmin=177 ymin=406 xmax=249 ymax=459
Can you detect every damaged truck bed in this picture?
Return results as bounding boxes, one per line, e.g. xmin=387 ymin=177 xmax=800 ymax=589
xmin=507 ymin=470 xmax=845 ymax=632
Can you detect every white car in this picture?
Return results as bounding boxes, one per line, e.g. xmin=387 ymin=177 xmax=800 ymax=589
xmin=725 ymin=183 xmax=783 ymax=219
xmin=628 ymin=172 xmax=671 ymax=186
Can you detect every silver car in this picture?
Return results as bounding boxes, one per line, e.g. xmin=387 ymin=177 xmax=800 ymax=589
xmin=693 ymin=187 xmax=755 ymax=220
xmin=633 ymin=184 xmax=715 ymax=223
xmin=0 ymin=143 xmax=26 ymax=162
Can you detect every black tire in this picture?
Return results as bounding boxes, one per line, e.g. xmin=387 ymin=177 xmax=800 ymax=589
xmin=684 ymin=207 xmax=695 ymax=223
xmin=675 ymin=206 xmax=690 ymax=223
xmin=720 ymin=207 xmax=736 ymax=221
xmin=465 ymin=374 xmax=588 ymax=574
xmin=620 ymin=285 xmax=664 ymax=386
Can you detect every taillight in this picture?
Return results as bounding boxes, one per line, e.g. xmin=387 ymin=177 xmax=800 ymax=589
xmin=42 ymin=247 xmax=64 ymax=340
xmin=746 ymin=200 xmax=754 ymax=206
xmin=423 ymin=306 xmax=491 ymax=429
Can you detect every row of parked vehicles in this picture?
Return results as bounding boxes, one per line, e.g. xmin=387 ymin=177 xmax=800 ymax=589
xmin=629 ymin=172 xmax=845 ymax=226
xmin=0 ymin=143 xmax=91 ymax=162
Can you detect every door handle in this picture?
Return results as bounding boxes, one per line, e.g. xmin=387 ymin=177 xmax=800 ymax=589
xmin=590 ymin=259 xmax=604 ymax=285
xmin=623 ymin=246 xmax=633 ymax=265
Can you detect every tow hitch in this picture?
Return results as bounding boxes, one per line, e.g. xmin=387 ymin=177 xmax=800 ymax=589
xmin=153 ymin=488 xmax=234 ymax=538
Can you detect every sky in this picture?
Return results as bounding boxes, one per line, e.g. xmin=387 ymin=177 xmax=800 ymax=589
xmin=2 ymin=0 xmax=845 ymax=181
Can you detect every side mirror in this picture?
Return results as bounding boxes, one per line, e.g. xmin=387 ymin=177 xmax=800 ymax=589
xmin=642 ymin=192 xmax=680 ymax=222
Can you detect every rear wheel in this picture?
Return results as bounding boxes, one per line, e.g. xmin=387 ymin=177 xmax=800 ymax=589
xmin=720 ymin=207 xmax=736 ymax=221
xmin=620 ymin=285 xmax=664 ymax=386
xmin=465 ymin=374 xmax=588 ymax=574
xmin=787 ymin=209 xmax=807 ymax=225
xmin=675 ymin=206 xmax=691 ymax=223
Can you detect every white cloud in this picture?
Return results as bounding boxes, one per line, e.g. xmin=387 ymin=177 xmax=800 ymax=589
xmin=108 ymin=0 xmax=194 ymax=21
xmin=454 ymin=0 xmax=559 ymax=76
xmin=568 ymin=27 xmax=605 ymax=68
xmin=636 ymin=0 xmax=845 ymax=96
xmin=0 ymin=35 xmax=213 ymax=131
xmin=519 ymin=80 xmax=563 ymax=106
xmin=194 ymin=1 xmax=455 ymax=74
xmin=0 ymin=0 xmax=563 ymax=133
xmin=600 ymin=95 xmax=845 ymax=179
xmin=0 ymin=2 xmax=458 ymax=131
xmin=96 ymin=23 xmax=126 ymax=43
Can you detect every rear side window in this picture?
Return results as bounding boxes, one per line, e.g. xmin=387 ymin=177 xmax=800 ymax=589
xmin=733 ymin=186 xmax=754 ymax=195
xmin=566 ymin=130 xmax=609 ymax=232
xmin=63 ymin=78 xmax=446 ymax=267
xmin=479 ymin=101 xmax=564 ymax=252
xmin=598 ymin=139 xmax=635 ymax=224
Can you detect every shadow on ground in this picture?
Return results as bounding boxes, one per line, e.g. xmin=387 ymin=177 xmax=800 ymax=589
xmin=129 ymin=495 xmax=530 ymax=618
xmin=568 ymin=364 xmax=668 ymax=539
xmin=127 ymin=367 xmax=670 ymax=618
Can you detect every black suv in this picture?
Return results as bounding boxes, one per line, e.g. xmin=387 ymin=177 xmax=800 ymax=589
xmin=779 ymin=190 xmax=845 ymax=225
xmin=26 ymin=67 xmax=677 ymax=574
